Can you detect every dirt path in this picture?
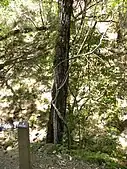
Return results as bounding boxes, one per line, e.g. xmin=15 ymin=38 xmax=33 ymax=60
xmin=0 ymin=146 xmax=106 ymax=169
xmin=0 ymin=131 xmax=106 ymax=169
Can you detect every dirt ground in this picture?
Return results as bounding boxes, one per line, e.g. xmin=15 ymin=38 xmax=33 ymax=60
xmin=0 ymin=129 xmax=110 ymax=169
xmin=0 ymin=145 xmax=107 ymax=169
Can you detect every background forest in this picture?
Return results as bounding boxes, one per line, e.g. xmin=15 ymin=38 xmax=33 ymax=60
xmin=0 ymin=0 xmax=127 ymax=168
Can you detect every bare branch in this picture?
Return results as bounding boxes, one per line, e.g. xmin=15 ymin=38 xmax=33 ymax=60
xmin=23 ymin=14 xmax=37 ymax=28
xmin=39 ymin=0 xmax=45 ymax=26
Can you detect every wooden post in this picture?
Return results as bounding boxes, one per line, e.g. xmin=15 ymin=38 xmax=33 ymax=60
xmin=18 ymin=122 xmax=31 ymax=169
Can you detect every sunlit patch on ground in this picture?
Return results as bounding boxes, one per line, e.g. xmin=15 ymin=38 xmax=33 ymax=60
xmin=30 ymin=128 xmax=46 ymax=143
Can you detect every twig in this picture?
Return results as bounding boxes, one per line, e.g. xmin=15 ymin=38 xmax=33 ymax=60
xmin=39 ymin=0 xmax=45 ymax=26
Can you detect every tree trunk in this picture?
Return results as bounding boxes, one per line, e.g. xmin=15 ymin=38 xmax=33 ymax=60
xmin=46 ymin=0 xmax=73 ymax=144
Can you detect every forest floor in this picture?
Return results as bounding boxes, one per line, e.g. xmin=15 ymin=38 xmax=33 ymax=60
xmin=0 ymin=129 xmax=126 ymax=169
xmin=0 ymin=143 xmax=108 ymax=169
xmin=0 ymin=128 xmax=104 ymax=169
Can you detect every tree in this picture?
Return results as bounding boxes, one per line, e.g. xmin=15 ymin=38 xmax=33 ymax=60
xmin=46 ymin=0 xmax=73 ymax=144
xmin=0 ymin=1 xmax=127 ymax=161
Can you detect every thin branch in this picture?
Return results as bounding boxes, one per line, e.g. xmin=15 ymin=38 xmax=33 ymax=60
xmin=39 ymin=0 xmax=45 ymax=26
xmin=87 ymin=0 xmax=102 ymax=10
xmin=53 ymin=29 xmax=107 ymax=71
xmin=23 ymin=14 xmax=37 ymax=28
xmin=73 ymin=31 xmax=106 ymax=58
xmin=74 ymin=0 xmax=101 ymax=19
xmin=77 ymin=21 xmax=97 ymax=55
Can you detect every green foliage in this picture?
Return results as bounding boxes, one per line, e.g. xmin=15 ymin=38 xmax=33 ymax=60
xmin=0 ymin=0 xmax=10 ymax=6
xmin=70 ymin=150 xmax=127 ymax=169
xmin=0 ymin=0 xmax=127 ymax=167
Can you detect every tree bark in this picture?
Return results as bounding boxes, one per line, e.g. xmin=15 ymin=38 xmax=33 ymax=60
xmin=46 ymin=0 xmax=73 ymax=144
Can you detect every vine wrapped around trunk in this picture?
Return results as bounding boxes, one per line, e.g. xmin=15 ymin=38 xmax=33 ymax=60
xmin=46 ymin=0 xmax=73 ymax=144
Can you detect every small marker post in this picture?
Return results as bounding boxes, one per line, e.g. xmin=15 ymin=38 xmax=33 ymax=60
xmin=18 ymin=121 xmax=31 ymax=169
